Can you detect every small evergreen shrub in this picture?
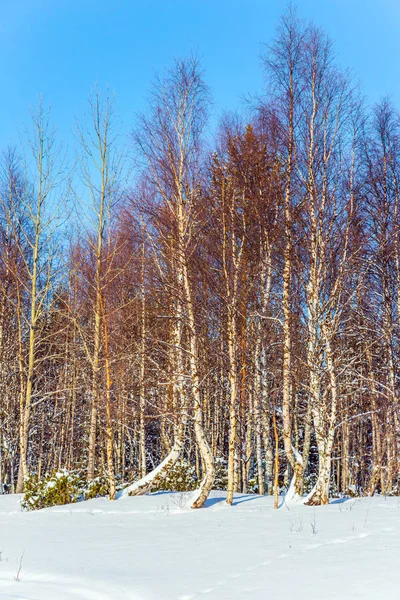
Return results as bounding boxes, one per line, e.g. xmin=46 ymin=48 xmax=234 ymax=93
xmin=22 ymin=469 xmax=118 ymax=511
xmin=83 ymin=473 xmax=110 ymax=500
xmin=248 ymin=477 xmax=258 ymax=493
xmin=214 ymin=457 xmax=228 ymax=491
xmin=151 ymin=459 xmax=198 ymax=492
xmin=22 ymin=470 xmax=83 ymax=510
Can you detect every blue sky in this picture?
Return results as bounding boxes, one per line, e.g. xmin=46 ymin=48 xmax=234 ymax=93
xmin=0 ymin=0 xmax=399 ymax=147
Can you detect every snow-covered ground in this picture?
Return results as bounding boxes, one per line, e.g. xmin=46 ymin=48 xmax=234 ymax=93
xmin=0 ymin=491 xmax=398 ymax=599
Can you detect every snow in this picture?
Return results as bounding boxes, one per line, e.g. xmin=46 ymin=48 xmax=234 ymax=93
xmin=0 ymin=491 xmax=398 ymax=599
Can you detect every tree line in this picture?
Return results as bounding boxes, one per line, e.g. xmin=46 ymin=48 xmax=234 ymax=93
xmin=1 ymin=10 xmax=399 ymax=507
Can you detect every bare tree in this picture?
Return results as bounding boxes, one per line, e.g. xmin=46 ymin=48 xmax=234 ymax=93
xmin=16 ymin=101 xmax=64 ymax=492
xmin=76 ymin=88 xmax=123 ymax=487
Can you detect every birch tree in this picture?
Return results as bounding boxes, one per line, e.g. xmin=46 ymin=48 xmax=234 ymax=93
xmin=263 ymin=8 xmax=307 ymax=498
xmin=76 ymin=88 xmax=123 ymax=485
xmin=121 ymin=57 xmax=215 ymax=507
xmin=16 ymin=102 xmax=64 ymax=492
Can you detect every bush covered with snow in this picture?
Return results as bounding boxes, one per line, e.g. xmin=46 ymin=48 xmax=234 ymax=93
xmin=22 ymin=470 xmax=83 ymax=510
xmin=22 ymin=469 xmax=113 ymax=511
xmin=151 ymin=459 xmax=198 ymax=492
xmin=84 ymin=474 xmax=110 ymax=500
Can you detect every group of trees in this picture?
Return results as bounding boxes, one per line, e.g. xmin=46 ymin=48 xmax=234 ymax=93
xmin=1 ymin=10 xmax=400 ymax=507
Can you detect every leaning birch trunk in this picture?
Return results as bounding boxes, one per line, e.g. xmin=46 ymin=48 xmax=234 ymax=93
xmin=173 ymin=73 xmax=215 ymax=507
xmin=180 ymin=226 xmax=215 ymax=508
xmin=191 ymin=399 xmax=215 ymax=508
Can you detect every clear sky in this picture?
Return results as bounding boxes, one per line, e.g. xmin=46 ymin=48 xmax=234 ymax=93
xmin=1 ymin=0 xmax=399 ymax=147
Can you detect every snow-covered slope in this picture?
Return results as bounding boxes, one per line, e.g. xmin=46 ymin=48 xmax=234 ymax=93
xmin=0 ymin=491 xmax=398 ymax=599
